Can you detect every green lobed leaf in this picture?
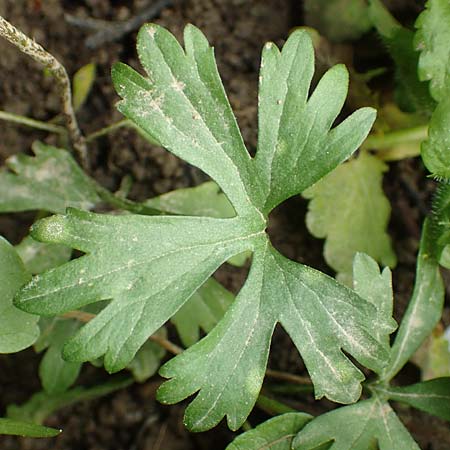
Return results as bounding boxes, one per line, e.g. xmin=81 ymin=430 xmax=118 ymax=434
xmin=16 ymin=236 xmax=72 ymax=274
xmin=381 ymin=219 xmax=445 ymax=382
xmin=7 ymin=376 xmax=132 ymax=425
xmin=421 ymin=98 xmax=450 ymax=179
xmin=15 ymin=26 xmax=389 ymax=431
xmin=0 ymin=237 xmax=38 ymax=353
xmin=352 ymin=253 xmax=397 ymax=348
xmin=0 ymin=141 xmax=100 ymax=214
xmin=112 ymin=24 xmax=263 ymax=216
xmin=292 ymin=398 xmax=420 ymax=450
xmin=368 ymin=0 xmax=436 ymax=114
xmin=0 ymin=418 xmax=60 ymax=438
xmin=226 ymin=412 xmax=312 ymax=450
xmin=303 ymin=0 xmax=371 ymax=42
xmin=415 ymin=0 xmax=450 ymax=102
xmin=158 ymin=242 xmax=389 ymax=431
xmin=16 ymin=208 xmax=258 ymax=372
xmin=171 ymin=277 xmax=234 ymax=347
xmin=255 ymin=32 xmax=375 ymax=213
xmin=304 ymin=153 xmax=396 ymax=283
xmin=374 ymin=378 xmax=450 ymax=422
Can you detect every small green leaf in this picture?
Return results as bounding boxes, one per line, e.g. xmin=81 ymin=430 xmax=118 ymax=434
xmin=0 ymin=237 xmax=38 ymax=353
xmin=293 ymin=398 xmax=420 ymax=450
xmin=127 ymin=329 xmax=166 ymax=382
xmin=38 ymin=319 xmax=82 ymax=394
xmin=72 ymin=63 xmax=96 ymax=111
xmin=16 ymin=236 xmax=72 ymax=274
xmin=369 ymin=0 xmax=436 ymax=114
xmin=171 ymin=277 xmax=234 ymax=347
xmin=415 ymin=0 xmax=450 ymax=102
xmin=375 ymin=378 xmax=450 ymax=422
xmin=0 ymin=418 xmax=60 ymax=438
xmin=382 ymin=219 xmax=444 ymax=381
xmin=352 ymin=253 xmax=397 ymax=348
xmin=304 ymin=153 xmax=396 ymax=283
xmin=226 ymin=413 xmax=312 ymax=450
xmin=7 ymin=377 xmax=132 ymax=425
xmin=303 ymin=0 xmax=371 ymax=42
xmin=158 ymin=243 xmax=389 ymax=431
xmin=421 ymin=97 xmax=450 ymax=179
xmin=0 ymin=141 xmax=100 ymax=214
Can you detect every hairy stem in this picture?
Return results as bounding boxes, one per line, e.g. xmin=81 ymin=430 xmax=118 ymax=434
xmin=0 ymin=16 xmax=88 ymax=167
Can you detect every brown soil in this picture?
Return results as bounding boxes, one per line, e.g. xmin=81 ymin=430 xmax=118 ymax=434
xmin=0 ymin=0 xmax=449 ymax=449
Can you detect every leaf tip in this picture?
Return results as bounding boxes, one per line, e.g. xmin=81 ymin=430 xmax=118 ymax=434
xmin=30 ymin=215 xmax=68 ymax=245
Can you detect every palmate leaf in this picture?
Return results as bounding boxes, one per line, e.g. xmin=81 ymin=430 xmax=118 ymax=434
xmin=15 ymin=25 xmax=386 ymax=431
xmin=226 ymin=412 xmax=312 ymax=450
xmin=0 ymin=141 xmax=100 ymax=214
xmin=304 ymin=153 xmax=396 ymax=284
xmin=292 ymin=398 xmax=420 ymax=450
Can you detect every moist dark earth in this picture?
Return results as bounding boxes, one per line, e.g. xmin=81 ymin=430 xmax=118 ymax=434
xmin=0 ymin=0 xmax=449 ymax=449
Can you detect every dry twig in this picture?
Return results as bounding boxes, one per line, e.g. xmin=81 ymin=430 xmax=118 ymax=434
xmin=0 ymin=16 xmax=88 ymax=168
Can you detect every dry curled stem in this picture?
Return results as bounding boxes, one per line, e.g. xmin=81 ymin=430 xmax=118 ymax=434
xmin=0 ymin=15 xmax=88 ymax=168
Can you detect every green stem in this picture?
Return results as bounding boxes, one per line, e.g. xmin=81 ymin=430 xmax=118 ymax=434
xmin=0 ymin=110 xmax=66 ymax=135
xmin=85 ymin=119 xmax=132 ymax=142
xmin=363 ymin=125 xmax=428 ymax=150
xmin=94 ymin=183 xmax=163 ymax=216
xmin=266 ymin=383 xmax=314 ymax=395
xmin=256 ymin=394 xmax=297 ymax=416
